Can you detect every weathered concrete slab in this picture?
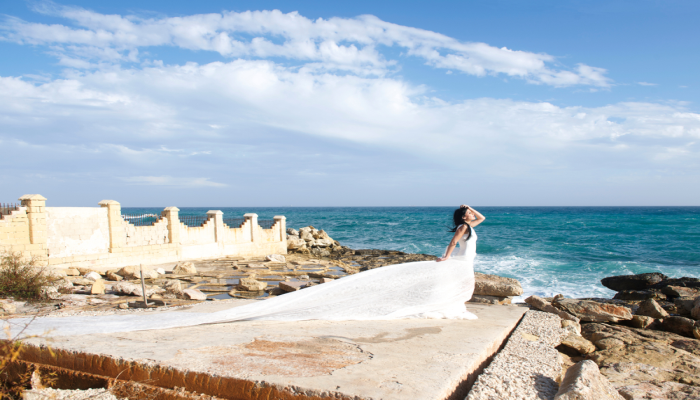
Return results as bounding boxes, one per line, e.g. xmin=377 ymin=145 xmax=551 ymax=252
xmin=22 ymin=302 xmax=527 ymax=400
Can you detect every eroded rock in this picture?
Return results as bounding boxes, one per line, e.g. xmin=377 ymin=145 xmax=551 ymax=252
xmin=636 ymin=298 xmax=669 ymax=319
xmin=554 ymin=298 xmax=632 ymax=323
xmin=173 ymin=262 xmax=197 ymax=275
xmin=525 ymin=295 xmax=580 ymax=323
xmin=559 ymin=334 xmax=596 ymax=355
xmin=582 ymin=323 xmax=700 ymax=394
xmin=554 ymin=360 xmax=623 ymax=400
xmin=661 ymin=316 xmax=697 ymax=338
xmin=474 ymin=272 xmax=523 ymax=297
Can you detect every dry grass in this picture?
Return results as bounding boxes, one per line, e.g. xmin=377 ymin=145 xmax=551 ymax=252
xmin=0 ymin=253 xmax=54 ymax=302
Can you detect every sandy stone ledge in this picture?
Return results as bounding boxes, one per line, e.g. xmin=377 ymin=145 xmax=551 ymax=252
xmin=466 ymin=310 xmax=567 ymax=400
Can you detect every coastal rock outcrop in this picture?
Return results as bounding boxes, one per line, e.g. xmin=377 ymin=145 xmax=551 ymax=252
xmin=601 ymin=273 xmax=667 ymax=291
xmin=287 ymin=226 xmax=349 ymax=256
xmin=554 ymin=360 xmax=623 ymax=400
xmin=636 ymin=298 xmax=669 ymax=319
xmin=525 ymin=295 xmax=580 ymax=323
xmin=582 ymin=322 xmax=700 ymax=397
xmin=553 ymin=298 xmax=633 ymax=323
xmin=474 ymin=272 xmax=523 ymax=297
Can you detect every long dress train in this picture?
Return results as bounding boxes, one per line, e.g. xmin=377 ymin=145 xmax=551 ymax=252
xmin=7 ymin=228 xmax=478 ymax=337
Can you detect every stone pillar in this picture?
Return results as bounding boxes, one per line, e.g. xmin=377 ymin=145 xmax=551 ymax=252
xmin=244 ymin=213 xmax=258 ymax=242
xmin=99 ymin=200 xmax=125 ymax=250
xmin=207 ymin=210 xmax=224 ymax=243
xmin=161 ymin=207 xmax=180 ymax=245
xmin=274 ymin=216 xmax=286 ymax=242
xmin=19 ymin=194 xmax=47 ymax=246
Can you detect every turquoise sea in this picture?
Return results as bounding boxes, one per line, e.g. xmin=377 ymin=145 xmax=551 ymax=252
xmin=122 ymin=207 xmax=700 ymax=300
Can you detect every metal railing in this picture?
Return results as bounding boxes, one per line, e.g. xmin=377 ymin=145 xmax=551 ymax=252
xmin=258 ymin=219 xmax=276 ymax=229
xmin=180 ymin=215 xmax=210 ymax=227
xmin=223 ymin=218 xmax=246 ymax=228
xmin=1 ymin=203 xmax=19 ymax=217
xmin=122 ymin=213 xmax=160 ymax=226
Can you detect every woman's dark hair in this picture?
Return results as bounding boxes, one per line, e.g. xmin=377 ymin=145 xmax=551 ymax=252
xmin=449 ymin=208 xmax=472 ymax=238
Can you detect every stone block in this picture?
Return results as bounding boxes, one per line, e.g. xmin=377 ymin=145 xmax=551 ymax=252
xmin=280 ymin=281 xmax=308 ymax=292
xmin=554 ymin=360 xmax=624 ymax=400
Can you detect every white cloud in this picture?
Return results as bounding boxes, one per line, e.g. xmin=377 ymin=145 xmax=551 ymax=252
xmin=0 ymin=4 xmax=611 ymax=87
xmin=120 ymin=176 xmax=227 ymax=187
xmin=0 ymin=60 xmax=696 ymax=174
xmin=638 ymin=81 xmax=658 ymax=86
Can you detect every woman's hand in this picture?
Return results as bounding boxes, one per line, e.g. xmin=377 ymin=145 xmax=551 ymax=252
xmin=436 ymin=256 xmax=448 ymax=262
xmin=460 ymin=204 xmax=470 ymax=209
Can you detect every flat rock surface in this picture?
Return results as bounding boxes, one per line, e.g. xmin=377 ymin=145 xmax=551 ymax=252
xmin=583 ymin=323 xmax=700 ymax=399
xmin=24 ymin=302 xmax=527 ymax=400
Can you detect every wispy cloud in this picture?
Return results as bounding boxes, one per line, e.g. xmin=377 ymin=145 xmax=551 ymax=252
xmin=637 ymin=81 xmax=658 ymax=86
xmin=120 ymin=176 xmax=227 ymax=187
xmin=0 ymin=3 xmax=611 ymax=87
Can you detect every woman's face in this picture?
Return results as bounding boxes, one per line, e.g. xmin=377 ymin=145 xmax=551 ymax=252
xmin=463 ymin=209 xmax=475 ymax=221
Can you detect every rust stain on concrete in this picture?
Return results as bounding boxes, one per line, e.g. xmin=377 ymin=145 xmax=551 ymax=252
xmin=172 ymin=337 xmax=371 ymax=378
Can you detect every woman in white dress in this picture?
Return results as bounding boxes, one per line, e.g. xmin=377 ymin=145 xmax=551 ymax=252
xmin=10 ymin=205 xmax=486 ymax=336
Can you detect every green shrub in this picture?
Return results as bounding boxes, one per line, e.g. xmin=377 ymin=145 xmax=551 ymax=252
xmin=0 ymin=253 xmax=53 ymax=301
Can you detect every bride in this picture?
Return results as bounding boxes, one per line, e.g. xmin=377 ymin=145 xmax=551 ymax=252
xmin=10 ymin=205 xmax=486 ymax=337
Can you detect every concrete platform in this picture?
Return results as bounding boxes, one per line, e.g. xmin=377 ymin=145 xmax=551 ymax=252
xmin=20 ymin=302 xmax=527 ymax=400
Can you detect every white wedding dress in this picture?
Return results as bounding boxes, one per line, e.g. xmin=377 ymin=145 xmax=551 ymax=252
xmin=9 ymin=228 xmax=478 ymax=337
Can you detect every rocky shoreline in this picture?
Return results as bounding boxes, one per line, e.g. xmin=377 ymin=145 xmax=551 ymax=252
xmin=525 ymin=273 xmax=700 ymax=400
xmin=1 ymin=226 xmax=699 ymax=399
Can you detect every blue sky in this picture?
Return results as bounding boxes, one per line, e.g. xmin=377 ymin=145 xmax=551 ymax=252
xmin=1 ymin=0 xmax=698 ymax=206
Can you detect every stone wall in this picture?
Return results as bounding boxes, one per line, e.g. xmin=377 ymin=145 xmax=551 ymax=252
xmin=124 ymin=217 xmax=169 ymax=247
xmin=46 ymin=207 xmax=110 ymax=258
xmin=0 ymin=194 xmax=286 ymax=270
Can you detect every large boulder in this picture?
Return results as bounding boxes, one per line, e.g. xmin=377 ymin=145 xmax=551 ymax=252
xmin=474 ymin=272 xmax=523 ymax=297
xmin=650 ymin=277 xmax=700 ymax=290
xmin=172 ymin=262 xmax=197 ymax=275
xmin=554 ymin=298 xmax=632 ymax=323
xmin=299 ymin=229 xmax=314 ymax=241
xmin=525 ymin=295 xmax=580 ymax=322
xmin=630 ymin=315 xmax=656 ymax=329
xmin=613 ymin=290 xmax=666 ymax=301
xmin=636 ymin=298 xmax=669 ymax=319
xmin=554 ymin=360 xmax=624 ymax=400
xmin=660 ymin=316 xmax=697 ymax=338
xmin=314 ymin=238 xmax=333 ymax=248
xmin=238 ymin=278 xmax=267 ymax=291
xmin=287 ymin=238 xmax=306 ymax=250
xmin=559 ymin=334 xmax=596 ymax=355
xmin=601 ymin=272 xmax=667 ymax=292
xmin=662 ymin=286 xmax=700 ymax=299
xmin=286 ymin=228 xmax=299 ymax=236
xmin=692 ymin=296 xmax=700 ymax=320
